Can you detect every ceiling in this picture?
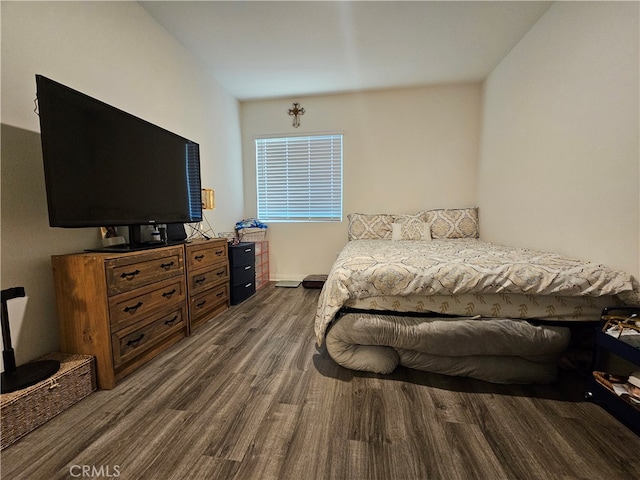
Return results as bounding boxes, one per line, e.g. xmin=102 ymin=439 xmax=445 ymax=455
xmin=140 ymin=1 xmax=552 ymax=101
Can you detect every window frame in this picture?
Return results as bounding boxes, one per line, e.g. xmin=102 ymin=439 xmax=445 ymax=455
xmin=255 ymin=132 xmax=343 ymax=223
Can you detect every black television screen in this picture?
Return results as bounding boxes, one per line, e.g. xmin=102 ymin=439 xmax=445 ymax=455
xmin=35 ymin=74 xmax=202 ymax=247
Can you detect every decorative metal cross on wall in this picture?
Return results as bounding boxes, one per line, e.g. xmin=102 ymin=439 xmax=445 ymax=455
xmin=288 ymin=102 xmax=305 ymax=128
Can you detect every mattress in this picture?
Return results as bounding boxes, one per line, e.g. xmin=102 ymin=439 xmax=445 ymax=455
xmin=315 ymin=239 xmax=639 ymax=345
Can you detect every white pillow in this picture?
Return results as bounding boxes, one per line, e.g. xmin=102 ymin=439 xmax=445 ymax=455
xmin=392 ymin=221 xmax=432 ymax=241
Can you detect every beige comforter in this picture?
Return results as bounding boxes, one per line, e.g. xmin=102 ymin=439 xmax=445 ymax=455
xmin=315 ymin=239 xmax=638 ymax=344
xmin=326 ymin=313 xmax=570 ymax=383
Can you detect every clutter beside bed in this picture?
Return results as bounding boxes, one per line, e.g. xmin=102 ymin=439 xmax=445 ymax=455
xmin=314 ymin=207 xmax=640 ymax=384
xmin=602 ymin=308 xmax=640 ymax=349
xmin=593 ymin=371 xmax=640 ymax=408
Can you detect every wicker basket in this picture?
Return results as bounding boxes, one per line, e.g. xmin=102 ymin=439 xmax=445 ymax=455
xmin=1 ymin=352 xmax=96 ymax=450
xmin=237 ymin=227 xmax=267 ymax=242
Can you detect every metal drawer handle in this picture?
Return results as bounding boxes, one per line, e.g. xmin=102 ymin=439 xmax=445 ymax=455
xmin=195 ymin=277 xmax=206 ymax=285
xmin=160 ymin=261 xmax=175 ymax=270
xmin=123 ymin=302 xmax=143 ymax=313
xmin=216 ymin=270 xmax=225 ymax=276
xmin=194 ymin=254 xmax=205 ymax=261
xmin=120 ymin=269 xmax=140 ymax=280
xmin=244 ymin=266 xmax=251 ymax=270
xmin=244 ymin=248 xmax=252 ymax=253
xmin=162 ymin=289 xmax=177 ymax=298
xmin=215 ymin=250 xmax=224 ymax=256
xmin=216 ymin=291 xmax=224 ymax=298
xmin=164 ymin=315 xmax=178 ymax=326
xmin=196 ymin=300 xmax=207 ymax=309
xmin=126 ymin=334 xmax=144 ymax=347
xmin=245 ymin=283 xmax=253 ymax=288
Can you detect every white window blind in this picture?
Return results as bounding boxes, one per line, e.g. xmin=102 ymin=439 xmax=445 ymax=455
xmin=256 ymin=134 xmax=343 ymax=222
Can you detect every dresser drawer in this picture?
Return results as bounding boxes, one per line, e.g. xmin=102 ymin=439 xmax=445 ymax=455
xmin=111 ymin=305 xmax=186 ymax=368
xmin=229 ymin=242 xmax=255 ymax=266
xmin=190 ymin=283 xmax=229 ymax=323
xmin=109 ymin=277 xmax=186 ymax=331
xmin=105 ymin=247 xmax=184 ymax=295
xmin=186 ymin=240 xmax=228 ymax=270
xmin=189 ymin=264 xmax=229 ymax=295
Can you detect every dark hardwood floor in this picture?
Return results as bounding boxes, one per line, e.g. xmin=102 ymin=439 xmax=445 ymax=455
xmin=2 ymin=284 xmax=639 ymax=480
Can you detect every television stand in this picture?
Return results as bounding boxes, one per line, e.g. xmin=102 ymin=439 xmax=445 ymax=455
xmin=52 ymin=239 xmax=230 ymax=389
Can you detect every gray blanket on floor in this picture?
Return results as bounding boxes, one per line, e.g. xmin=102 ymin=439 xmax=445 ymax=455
xmin=325 ymin=313 xmax=571 ymax=384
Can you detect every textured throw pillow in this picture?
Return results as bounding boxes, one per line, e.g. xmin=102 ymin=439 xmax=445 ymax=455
xmin=347 ymin=213 xmax=395 ymax=240
xmin=424 ymin=208 xmax=479 ymax=239
xmin=391 ymin=221 xmax=432 ymax=241
xmin=392 ymin=213 xmax=428 ymax=224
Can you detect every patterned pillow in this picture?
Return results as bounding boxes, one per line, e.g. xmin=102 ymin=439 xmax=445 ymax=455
xmin=393 ymin=213 xmax=428 ymax=224
xmin=391 ymin=221 xmax=432 ymax=241
xmin=347 ymin=213 xmax=395 ymax=240
xmin=424 ymin=208 xmax=479 ymax=239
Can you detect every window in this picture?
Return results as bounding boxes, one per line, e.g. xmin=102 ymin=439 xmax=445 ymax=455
xmin=255 ymin=134 xmax=343 ymax=222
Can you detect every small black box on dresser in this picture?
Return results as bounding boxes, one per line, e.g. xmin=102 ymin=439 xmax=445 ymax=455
xmin=228 ymin=242 xmax=256 ymax=305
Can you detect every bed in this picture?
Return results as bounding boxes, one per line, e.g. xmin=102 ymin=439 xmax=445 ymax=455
xmin=314 ymin=209 xmax=640 ymax=383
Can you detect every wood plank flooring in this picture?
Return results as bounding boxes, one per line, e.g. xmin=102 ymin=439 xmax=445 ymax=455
xmin=2 ymin=284 xmax=639 ymax=480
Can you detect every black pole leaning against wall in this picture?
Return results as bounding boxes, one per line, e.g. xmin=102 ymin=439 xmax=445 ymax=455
xmin=1 ymin=287 xmax=60 ymax=394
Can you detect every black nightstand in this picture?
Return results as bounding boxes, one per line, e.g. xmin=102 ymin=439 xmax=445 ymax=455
xmin=587 ymin=306 xmax=640 ymax=434
xmin=228 ymin=242 xmax=256 ymax=305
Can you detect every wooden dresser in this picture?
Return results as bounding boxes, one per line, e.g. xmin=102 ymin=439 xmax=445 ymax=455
xmin=52 ymin=239 xmax=229 ymax=389
xmin=184 ymin=239 xmax=229 ymax=332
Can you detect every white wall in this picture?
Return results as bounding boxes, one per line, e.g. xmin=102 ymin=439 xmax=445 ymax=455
xmin=1 ymin=1 xmax=244 ymax=369
xmin=241 ymin=85 xmax=481 ymax=280
xmin=479 ymin=1 xmax=639 ymax=278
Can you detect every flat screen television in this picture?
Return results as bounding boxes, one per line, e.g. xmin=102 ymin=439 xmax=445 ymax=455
xmin=35 ymin=74 xmax=202 ymax=251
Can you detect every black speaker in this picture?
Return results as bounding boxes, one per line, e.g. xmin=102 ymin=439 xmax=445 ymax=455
xmin=166 ymin=223 xmax=187 ymax=242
